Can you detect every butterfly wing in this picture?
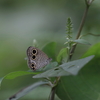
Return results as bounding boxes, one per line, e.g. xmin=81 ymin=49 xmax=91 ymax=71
xmin=27 ymin=46 xmax=51 ymax=71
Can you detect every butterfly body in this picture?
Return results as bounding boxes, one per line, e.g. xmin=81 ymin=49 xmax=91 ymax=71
xmin=27 ymin=46 xmax=52 ymax=71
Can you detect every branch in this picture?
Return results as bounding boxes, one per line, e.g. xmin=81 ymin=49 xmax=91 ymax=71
xmin=69 ymin=0 xmax=93 ymax=60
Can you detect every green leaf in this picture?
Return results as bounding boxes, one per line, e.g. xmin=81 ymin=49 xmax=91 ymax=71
xmin=7 ymin=81 xmax=49 ymax=100
xmin=57 ymin=48 xmax=68 ymax=64
xmin=43 ymin=62 xmax=58 ymax=70
xmin=0 ymin=71 xmax=41 ymax=86
xmin=33 ymin=67 xmax=70 ymax=78
xmin=0 ymin=77 xmax=4 ymax=86
xmin=5 ymin=71 xmax=40 ymax=79
xmin=33 ymin=56 xmax=94 ymax=78
xmin=73 ymin=39 xmax=91 ymax=45
xmin=42 ymin=42 xmax=57 ymax=61
xmin=60 ymin=55 xmax=94 ymax=75
xmin=56 ymin=42 xmax=100 ymax=100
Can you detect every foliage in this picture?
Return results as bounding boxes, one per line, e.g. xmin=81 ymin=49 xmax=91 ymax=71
xmin=56 ymin=43 xmax=100 ymax=100
xmin=0 ymin=0 xmax=98 ymax=100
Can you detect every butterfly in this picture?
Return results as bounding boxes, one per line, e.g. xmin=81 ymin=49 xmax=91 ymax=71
xmin=26 ymin=46 xmax=52 ymax=71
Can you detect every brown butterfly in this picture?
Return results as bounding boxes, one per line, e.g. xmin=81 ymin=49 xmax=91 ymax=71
xmin=26 ymin=46 xmax=52 ymax=71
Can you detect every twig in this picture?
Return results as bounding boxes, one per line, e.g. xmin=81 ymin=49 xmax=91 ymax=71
xmin=69 ymin=1 xmax=91 ymax=60
xmin=82 ymin=33 xmax=100 ymax=37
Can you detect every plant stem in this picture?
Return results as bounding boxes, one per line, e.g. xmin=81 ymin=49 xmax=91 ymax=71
xmin=69 ymin=2 xmax=90 ymax=60
xmin=49 ymin=1 xmax=93 ymax=100
xmin=49 ymin=77 xmax=60 ymax=100
xmin=49 ymin=86 xmax=56 ymax=100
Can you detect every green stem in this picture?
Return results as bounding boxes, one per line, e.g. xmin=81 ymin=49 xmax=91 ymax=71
xmin=49 ymin=86 xmax=56 ymax=100
xmin=69 ymin=2 xmax=90 ymax=60
xmin=49 ymin=1 xmax=93 ymax=100
xmin=49 ymin=77 xmax=60 ymax=100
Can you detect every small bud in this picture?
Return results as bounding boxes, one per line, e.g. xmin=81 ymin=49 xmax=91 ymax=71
xmin=33 ymin=39 xmax=38 ymax=47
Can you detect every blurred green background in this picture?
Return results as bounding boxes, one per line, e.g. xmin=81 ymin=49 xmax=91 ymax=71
xmin=0 ymin=0 xmax=100 ymax=100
